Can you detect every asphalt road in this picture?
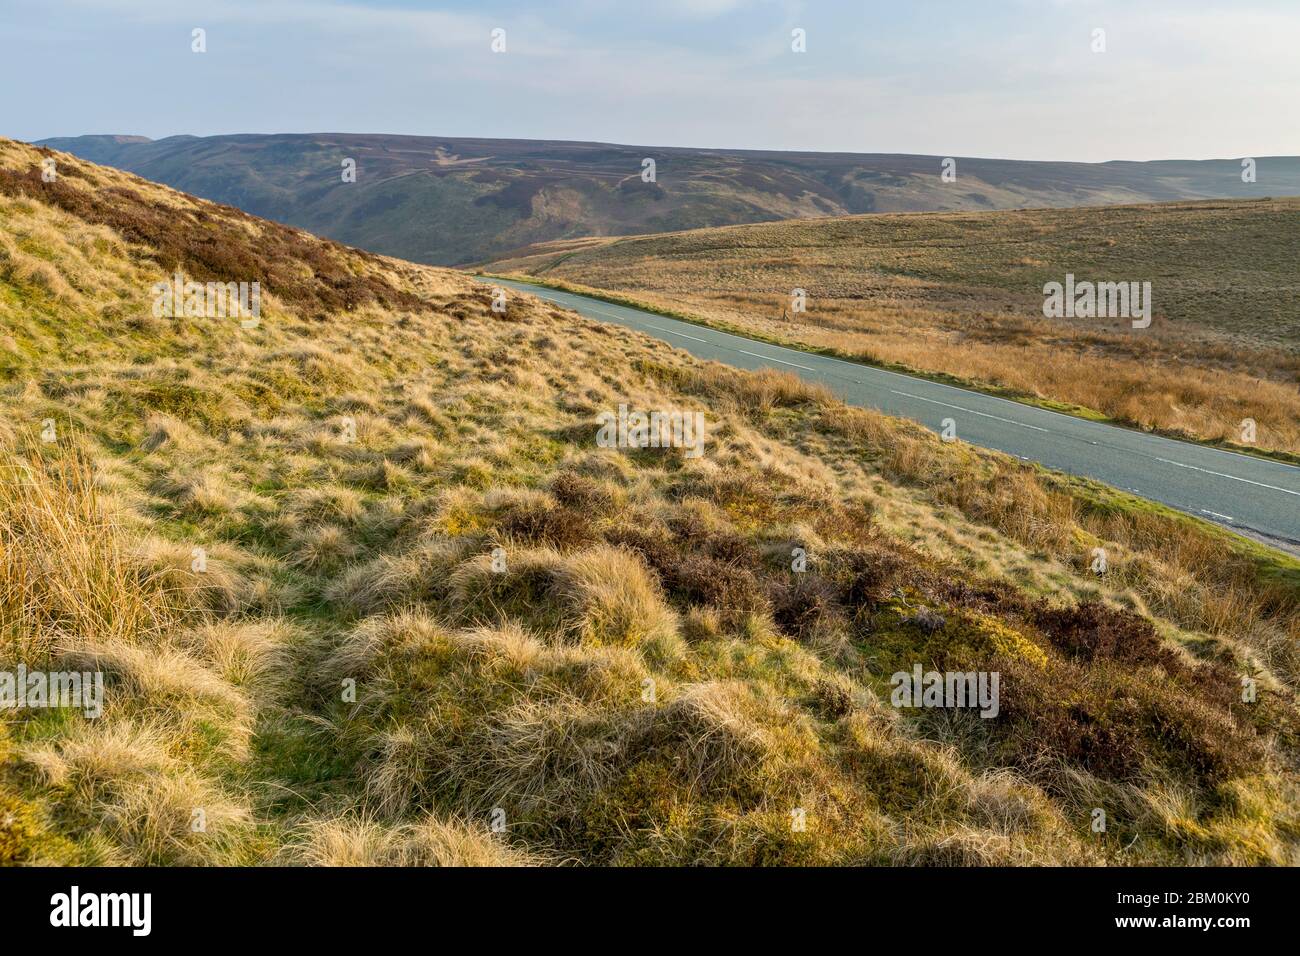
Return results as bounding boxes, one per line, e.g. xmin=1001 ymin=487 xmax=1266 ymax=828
xmin=487 ymin=277 xmax=1300 ymax=551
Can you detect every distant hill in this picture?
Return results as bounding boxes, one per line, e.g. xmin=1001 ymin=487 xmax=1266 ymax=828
xmin=37 ymin=132 xmax=1300 ymax=266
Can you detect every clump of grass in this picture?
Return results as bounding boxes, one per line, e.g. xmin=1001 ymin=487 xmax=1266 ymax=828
xmin=448 ymin=544 xmax=683 ymax=662
xmin=293 ymin=813 xmax=545 ymax=866
xmin=288 ymin=523 xmax=356 ymax=574
xmin=325 ymin=535 xmax=475 ymax=616
xmin=0 ymin=443 xmax=181 ymax=663
xmin=19 ymin=719 xmax=256 ymax=865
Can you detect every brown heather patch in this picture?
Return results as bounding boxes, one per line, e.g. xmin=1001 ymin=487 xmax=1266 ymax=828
xmin=770 ymin=573 xmax=846 ymax=641
xmin=1 ymin=157 xmax=430 ymax=319
xmin=489 ymin=493 xmax=597 ymax=550
xmin=547 ymin=471 xmax=615 ymax=514
xmin=1032 ymin=600 xmax=1181 ymax=671
xmin=606 ymin=522 xmax=771 ymax=626
xmin=993 ymin=655 xmax=1269 ymax=790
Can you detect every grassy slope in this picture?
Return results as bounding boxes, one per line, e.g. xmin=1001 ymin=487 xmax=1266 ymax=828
xmin=2 ymin=140 xmax=1299 ymax=866
xmin=483 ymin=198 xmax=1300 ymax=458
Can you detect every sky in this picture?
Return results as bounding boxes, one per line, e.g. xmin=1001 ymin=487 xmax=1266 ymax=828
xmin=4 ymin=0 xmax=1298 ymax=162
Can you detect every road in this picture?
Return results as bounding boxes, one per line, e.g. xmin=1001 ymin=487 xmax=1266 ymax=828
xmin=487 ymin=277 xmax=1300 ymax=551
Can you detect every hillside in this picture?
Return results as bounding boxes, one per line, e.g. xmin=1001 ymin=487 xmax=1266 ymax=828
xmin=2 ymin=140 xmax=1299 ymax=866
xmin=38 ymin=133 xmax=1300 ymax=267
xmin=484 ymin=198 xmax=1300 ymax=456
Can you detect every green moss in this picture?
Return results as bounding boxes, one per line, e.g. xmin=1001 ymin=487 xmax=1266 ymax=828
xmin=866 ymin=598 xmax=1048 ymax=673
xmin=0 ymin=790 xmax=76 ymax=864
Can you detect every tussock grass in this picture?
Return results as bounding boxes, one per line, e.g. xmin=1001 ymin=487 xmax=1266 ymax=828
xmin=293 ymin=813 xmax=545 ymax=866
xmin=0 ymin=444 xmax=180 ymax=662
xmin=3 ymin=138 xmax=1298 ymax=867
xmin=325 ymin=536 xmax=475 ymax=616
xmin=18 ymin=719 xmax=255 ymax=865
xmin=448 ymin=544 xmax=683 ymax=662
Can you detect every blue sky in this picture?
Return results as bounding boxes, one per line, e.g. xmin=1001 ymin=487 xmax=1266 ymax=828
xmin=5 ymin=0 xmax=1298 ymax=161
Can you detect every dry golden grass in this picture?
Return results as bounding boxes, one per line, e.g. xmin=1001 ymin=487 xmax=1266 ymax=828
xmin=293 ymin=814 xmax=545 ymax=867
xmin=2 ymin=138 xmax=1298 ymax=867
xmin=0 ymin=445 xmax=181 ymax=663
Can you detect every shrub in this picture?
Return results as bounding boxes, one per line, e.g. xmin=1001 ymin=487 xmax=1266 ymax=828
xmin=770 ymin=574 xmax=844 ymax=641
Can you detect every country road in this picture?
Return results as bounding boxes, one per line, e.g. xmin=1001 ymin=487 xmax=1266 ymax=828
xmin=485 ymin=277 xmax=1300 ymax=552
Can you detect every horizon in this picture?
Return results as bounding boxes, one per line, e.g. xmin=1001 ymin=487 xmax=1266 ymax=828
xmin=34 ymin=130 xmax=1300 ymax=168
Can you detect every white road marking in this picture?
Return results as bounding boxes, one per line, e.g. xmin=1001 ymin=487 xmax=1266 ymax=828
xmin=646 ymin=324 xmax=709 ymax=344
xmin=641 ymin=322 xmax=815 ymax=371
xmin=731 ymin=348 xmax=816 ymax=372
xmin=586 ymin=304 xmax=638 ymax=323
xmin=887 ymin=389 xmax=1051 ymax=433
xmin=1200 ymin=509 xmax=1236 ymax=521
xmin=1154 ymin=457 xmax=1300 ymax=497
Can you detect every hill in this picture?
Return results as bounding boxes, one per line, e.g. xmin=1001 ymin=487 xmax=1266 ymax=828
xmin=484 ymin=198 xmax=1300 ymax=456
xmin=37 ymin=132 xmax=1300 ymax=267
xmin=2 ymin=139 xmax=1299 ymax=866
